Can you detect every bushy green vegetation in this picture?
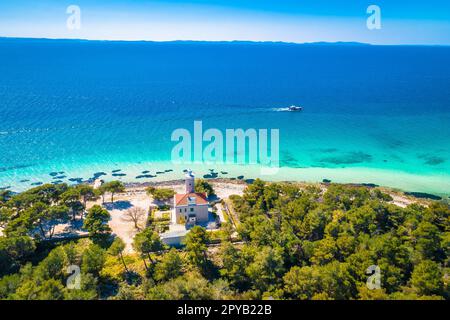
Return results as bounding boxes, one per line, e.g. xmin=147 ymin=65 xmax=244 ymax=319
xmin=98 ymin=181 xmax=125 ymax=203
xmin=0 ymin=180 xmax=448 ymax=300
xmin=83 ymin=205 xmax=111 ymax=244
xmin=146 ymin=187 xmax=176 ymax=202
xmin=224 ymin=180 xmax=449 ymax=300
xmin=195 ymin=179 xmax=215 ymax=197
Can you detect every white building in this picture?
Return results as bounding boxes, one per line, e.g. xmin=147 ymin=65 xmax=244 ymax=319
xmin=174 ymin=170 xmax=209 ymax=225
xmin=93 ymin=179 xmax=104 ymax=189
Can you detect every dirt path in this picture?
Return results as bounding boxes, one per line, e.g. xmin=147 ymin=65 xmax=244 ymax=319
xmin=105 ymin=193 xmax=151 ymax=253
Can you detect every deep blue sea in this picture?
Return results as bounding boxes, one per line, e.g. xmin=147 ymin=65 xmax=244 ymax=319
xmin=0 ymin=38 xmax=449 ymax=194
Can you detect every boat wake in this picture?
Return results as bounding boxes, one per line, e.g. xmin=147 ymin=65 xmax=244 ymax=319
xmin=273 ymin=105 xmax=303 ymax=112
xmin=272 ymin=107 xmax=291 ymax=112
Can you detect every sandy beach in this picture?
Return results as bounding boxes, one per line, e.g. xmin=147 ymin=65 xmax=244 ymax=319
xmin=82 ymin=180 xmax=246 ymax=252
xmin=3 ymin=161 xmax=450 ymax=198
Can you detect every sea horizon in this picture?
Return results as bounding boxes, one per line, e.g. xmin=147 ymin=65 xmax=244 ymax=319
xmin=2 ymin=36 xmax=450 ymax=47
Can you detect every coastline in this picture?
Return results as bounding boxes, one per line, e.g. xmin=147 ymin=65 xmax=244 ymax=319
xmin=1 ymin=161 xmax=450 ymax=198
xmin=1 ymin=40 xmax=449 ymax=200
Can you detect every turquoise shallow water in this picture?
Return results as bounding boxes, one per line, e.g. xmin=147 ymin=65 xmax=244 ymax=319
xmin=0 ymin=39 xmax=449 ymax=194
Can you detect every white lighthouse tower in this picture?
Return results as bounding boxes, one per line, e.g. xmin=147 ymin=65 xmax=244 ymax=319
xmin=185 ymin=169 xmax=195 ymax=193
xmin=173 ymin=169 xmax=210 ymax=227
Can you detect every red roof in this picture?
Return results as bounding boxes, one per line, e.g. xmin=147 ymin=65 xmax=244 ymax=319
xmin=175 ymin=192 xmax=208 ymax=206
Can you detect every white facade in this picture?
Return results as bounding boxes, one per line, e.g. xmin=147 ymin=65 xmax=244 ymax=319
xmin=176 ymin=201 xmax=209 ymax=224
xmin=93 ymin=179 xmax=104 ymax=189
xmin=185 ymin=169 xmax=195 ymax=193
xmin=174 ymin=170 xmax=209 ymax=225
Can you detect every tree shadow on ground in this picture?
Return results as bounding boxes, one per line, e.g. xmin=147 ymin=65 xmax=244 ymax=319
xmin=104 ymin=201 xmax=133 ymax=211
xmin=208 ymin=194 xmax=220 ymax=202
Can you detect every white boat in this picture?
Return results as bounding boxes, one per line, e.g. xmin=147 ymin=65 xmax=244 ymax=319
xmin=288 ymin=105 xmax=303 ymax=111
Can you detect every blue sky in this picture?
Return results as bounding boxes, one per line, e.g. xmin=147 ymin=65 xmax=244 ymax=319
xmin=0 ymin=0 xmax=449 ymax=44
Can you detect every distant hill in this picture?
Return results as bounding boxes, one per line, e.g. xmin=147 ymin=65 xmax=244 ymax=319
xmin=0 ymin=37 xmax=373 ymax=46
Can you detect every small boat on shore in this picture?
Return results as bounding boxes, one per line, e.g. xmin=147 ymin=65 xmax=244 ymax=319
xmin=288 ymin=105 xmax=303 ymax=111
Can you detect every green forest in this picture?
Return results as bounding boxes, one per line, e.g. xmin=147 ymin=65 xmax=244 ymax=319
xmin=0 ymin=180 xmax=448 ymax=300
